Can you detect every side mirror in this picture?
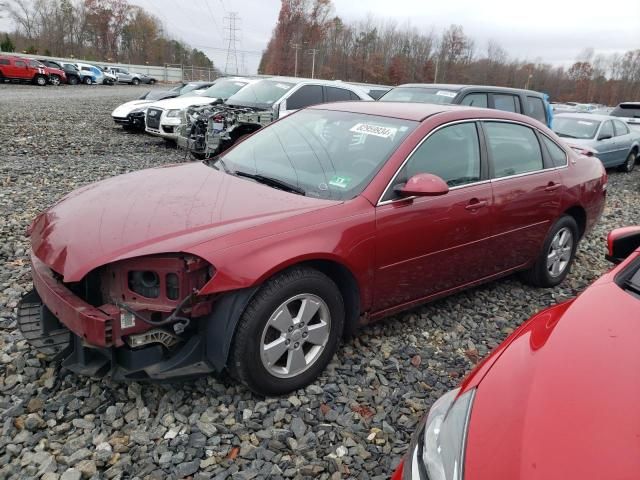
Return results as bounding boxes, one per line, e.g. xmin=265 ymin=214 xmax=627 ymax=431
xmin=606 ymin=226 xmax=640 ymax=264
xmin=395 ymin=173 xmax=449 ymax=198
xmin=598 ymin=133 xmax=612 ymax=141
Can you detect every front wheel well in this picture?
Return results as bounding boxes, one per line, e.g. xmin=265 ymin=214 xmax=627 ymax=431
xmin=291 ymin=260 xmax=361 ymax=339
xmin=564 ymin=205 xmax=587 ymax=239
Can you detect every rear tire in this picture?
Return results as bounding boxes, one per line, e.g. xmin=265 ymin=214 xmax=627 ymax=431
xmin=618 ymin=151 xmax=636 ymax=173
xmin=83 ymin=76 xmax=92 ymax=85
xmin=149 ymin=79 xmax=156 ymax=85
xmin=132 ymin=78 xmax=140 ymax=86
xmin=50 ymin=75 xmax=61 ymax=86
xmin=521 ymin=215 xmax=579 ymax=287
xmin=229 ymin=267 xmax=344 ymax=395
xmin=68 ymin=75 xmax=79 ymax=85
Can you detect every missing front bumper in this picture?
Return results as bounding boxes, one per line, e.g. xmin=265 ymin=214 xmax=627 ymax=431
xmin=17 ymin=289 xmax=215 ymax=381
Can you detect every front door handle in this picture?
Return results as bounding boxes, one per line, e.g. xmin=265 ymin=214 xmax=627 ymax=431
xmin=545 ymin=182 xmax=561 ymax=192
xmin=465 ymin=199 xmax=488 ymax=211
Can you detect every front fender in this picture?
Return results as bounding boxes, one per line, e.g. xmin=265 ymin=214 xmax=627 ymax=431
xmin=190 ymin=210 xmax=376 ymax=311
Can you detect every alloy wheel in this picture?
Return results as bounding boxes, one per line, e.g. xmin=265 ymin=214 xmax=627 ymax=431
xmin=547 ymin=227 xmax=573 ymax=277
xmin=625 ymin=153 xmax=636 ymax=172
xmin=259 ymin=293 xmax=331 ymax=378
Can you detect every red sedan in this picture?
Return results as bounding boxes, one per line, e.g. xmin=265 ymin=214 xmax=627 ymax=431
xmin=19 ymin=102 xmax=606 ymax=394
xmin=393 ymin=226 xmax=640 ymax=480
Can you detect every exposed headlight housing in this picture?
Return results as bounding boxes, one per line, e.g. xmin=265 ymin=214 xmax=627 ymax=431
xmin=166 ymin=109 xmax=182 ymax=118
xmin=403 ymin=388 xmax=475 ymax=480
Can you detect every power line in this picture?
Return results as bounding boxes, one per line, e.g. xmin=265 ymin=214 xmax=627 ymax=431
xmin=200 ymin=0 xmax=225 ymax=43
xmin=224 ymin=11 xmax=240 ymax=74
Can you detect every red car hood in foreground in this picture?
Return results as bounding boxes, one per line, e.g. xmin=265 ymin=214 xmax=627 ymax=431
xmin=463 ymin=261 xmax=640 ymax=480
xmin=29 ymin=162 xmax=338 ymax=281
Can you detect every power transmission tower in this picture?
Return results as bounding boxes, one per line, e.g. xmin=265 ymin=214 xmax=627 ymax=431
xmin=224 ymin=12 xmax=240 ymax=75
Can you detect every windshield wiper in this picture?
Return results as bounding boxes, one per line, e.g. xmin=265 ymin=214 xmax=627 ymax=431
xmin=234 ymin=171 xmax=305 ymax=195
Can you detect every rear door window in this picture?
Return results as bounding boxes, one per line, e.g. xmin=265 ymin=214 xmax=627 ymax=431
xmin=15 ymin=60 xmax=26 ymax=67
xmin=493 ymin=94 xmax=520 ymax=113
xmin=325 ymin=86 xmax=354 ymax=102
xmin=541 ymin=136 xmax=568 ymax=167
xmin=0 ymin=59 xmax=9 ymax=65
xmin=460 ymin=93 xmax=488 ymax=108
xmin=286 ymin=85 xmax=324 ymax=110
xmin=613 ymin=120 xmax=630 ymax=136
xmin=484 ymin=122 xmax=544 ymax=178
xmin=526 ymin=96 xmax=547 ymax=123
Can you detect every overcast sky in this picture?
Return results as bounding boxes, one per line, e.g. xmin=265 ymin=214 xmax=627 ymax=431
xmin=2 ymin=0 xmax=639 ymax=73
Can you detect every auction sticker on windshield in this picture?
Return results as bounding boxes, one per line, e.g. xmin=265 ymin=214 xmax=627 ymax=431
xmin=275 ymin=83 xmax=291 ymax=89
xmin=578 ymin=121 xmax=594 ymax=125
xmin=436 ymin=90 xmax=457 ymax=98
xmin=350 ymin=123 xmax=397 ymax=138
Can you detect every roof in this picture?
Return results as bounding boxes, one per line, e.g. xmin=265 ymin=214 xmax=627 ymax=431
xmin=555 ymin=113 xmax=612 ymax=121
xmin=395 ymin=83 xmax=544 ymax=96
xmin=309 ymin=101 xmax=473 ymax=121
xmin=258 ymin=76 xmax=365 ymax=89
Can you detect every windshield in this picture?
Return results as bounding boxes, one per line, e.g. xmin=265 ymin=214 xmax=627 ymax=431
xmin=227 ymin=80 xmax=295 ymax=108
xmin=216 ymin=109 xmax=416 ymax=200
xmin=553 ymin=118 xmax=601 ymax=139
xmin=379 ymin=87 xmax=459 ymax=104
xmin=196 ymin=79 xmax=249 ymax=99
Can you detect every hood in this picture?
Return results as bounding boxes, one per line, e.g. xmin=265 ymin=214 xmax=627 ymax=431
xmin=111 ymin=99 xmax=155 ymax=117
xmin=148 ymin=96 xmax=220 ymax=110
xmin=30 ymin=162 xmax=336 ymax=281
xmin=464 ymin=276 xmax=640 ymax=480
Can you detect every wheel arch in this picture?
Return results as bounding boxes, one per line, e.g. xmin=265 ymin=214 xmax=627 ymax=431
xmin=563 ymin=205 xmax=587 ymax=238
xmin=203 ymin=257 xmax=362 ymax=371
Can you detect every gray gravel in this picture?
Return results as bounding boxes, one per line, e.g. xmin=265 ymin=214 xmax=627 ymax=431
xmin=1 ymin=83 xmax=639 ymax=480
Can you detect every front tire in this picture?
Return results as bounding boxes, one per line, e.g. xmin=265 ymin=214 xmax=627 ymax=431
xmin=229 ymin=267 xmax=344 ymax=395
xmin=34 ymin=75 xmax=47 ymax=86
xmin=132 ymin=78 xmax=140 ymax=85
xmin=149 ymin=79 xmax=156 ymax=85
xmin=50 ymin=75 xmax=61 ymax=86
xmin=618 ymin=151 xmax=636 ymax=173
xmin=521 ymin=215 xmax=579 ymax=287
xmin=83 ymin=76 xmax=92 ymax=85
xmin=68 ymin=75 xmax=79 ymax=85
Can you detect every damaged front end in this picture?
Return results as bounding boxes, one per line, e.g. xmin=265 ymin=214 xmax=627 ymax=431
xmin=17 ymin=253 xmax=232 ymax=381
xmin=177 ymin=104 xmax=274 ymax=158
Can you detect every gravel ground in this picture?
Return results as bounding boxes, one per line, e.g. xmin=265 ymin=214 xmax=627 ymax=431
xmin=0 ymin=83 xmax=638 ymax=480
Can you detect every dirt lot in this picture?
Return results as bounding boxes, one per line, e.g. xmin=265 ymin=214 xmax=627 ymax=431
xmin=0 ymin=83 xmax=638 ymax=479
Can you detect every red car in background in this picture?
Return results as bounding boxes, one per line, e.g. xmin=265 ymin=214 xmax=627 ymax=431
xmin=393 ymin=226 xmax=640 ymax=480
xmin=27 ymin=59 xmax=66 ymax=85
xmin=18 ymin=102 xmax=606 ymax=395
xmin=0 ymin=55 xmax=48 ymax=85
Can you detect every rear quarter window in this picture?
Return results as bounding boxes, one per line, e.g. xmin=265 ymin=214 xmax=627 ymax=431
xmin=541 ymin=135 xmax=568 ymax=167
xmin=526 ymin=96 xmax=547 ymax=123
xmin=611 ymin=105 xmax=640 ymax=118
xmin=0 ymin=59 xmax=9 ymax=65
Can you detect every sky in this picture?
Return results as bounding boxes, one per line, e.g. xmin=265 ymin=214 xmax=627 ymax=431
xmin=2 ymin=0 xmax=639 ymax=74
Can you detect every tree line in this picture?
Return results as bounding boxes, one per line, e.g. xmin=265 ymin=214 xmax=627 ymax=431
xmin=259 ymin=0 xmax=640 ymax=105
xmin=0 ymin=0 xmax=216 ymax=69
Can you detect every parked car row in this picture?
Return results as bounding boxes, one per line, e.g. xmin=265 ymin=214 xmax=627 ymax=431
xmin=0 ymin=55 xmax=156 ymax=86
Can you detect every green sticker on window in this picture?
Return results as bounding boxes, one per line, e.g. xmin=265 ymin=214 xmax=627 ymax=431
xmin=329 ymin=175 xmax=352 ymax=189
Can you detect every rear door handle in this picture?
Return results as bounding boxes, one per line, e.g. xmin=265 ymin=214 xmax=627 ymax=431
xmin=545 ymin=182 xmax=561 ymax=192
xmin=465 ymin=199 xmax=488 ymax=211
